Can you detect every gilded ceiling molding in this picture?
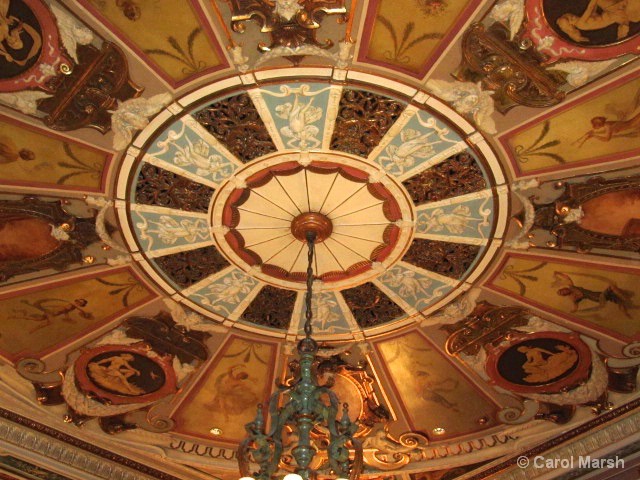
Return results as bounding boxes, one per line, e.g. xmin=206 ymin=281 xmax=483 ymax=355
xmin=468 ymin=398 xmax=640 ymax=480
xmin=0 ymin=407 xmax=181 ymax=480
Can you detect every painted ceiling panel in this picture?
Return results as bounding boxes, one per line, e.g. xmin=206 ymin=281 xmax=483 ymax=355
xmin=488 ymin=253 xmax=640 ymax=341
xmin=374 ymin=331 xmax=497 ymax=438
xmin=0 ymin=268 xmax=153 ymax=361
xmin=501 ymin=73 xmax=640 ymax=176
xmin=77 ymin=0 xmax=227 ymax=85
xmin=359 ymin=0 xmax=480 ymax=75
xmin=0 ymin=115 xmax=110 ymax=192
xmin=173 ymin=336 xmax=278 ymax=442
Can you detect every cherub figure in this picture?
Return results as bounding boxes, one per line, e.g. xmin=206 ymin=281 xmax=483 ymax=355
xmin=556 ymin=0 xmax=640 ymax=43
xmin=0 ymin=0 xmax=42 ymax=66
xmin=379 ymin=129 xmax=438 ymax=175
xmin=574 ymin=88 xmax=640 ymax=147
xmin=552 ymin=271 xmax=635 ymax=318
xmin=275 ymin=93 xmax=323 ymax=150
xmin=9 ymin=298 xmax=93 ymax=333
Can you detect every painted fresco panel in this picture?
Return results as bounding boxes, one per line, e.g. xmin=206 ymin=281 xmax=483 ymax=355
xmin=0 ymin=269 xmax=154 ymax=360
xmin=0 ymin=116 xmax=109 ymax=190
xmin=132 ymin=210 xmax=212 ymax=252
xmin=173 ymin=336 xmax=277 ymax=442
xmin=488 ymin=254 xmax=640 ymax=340
xmin=297 ymin=291 xmax=351 ymax=335
xmin=375 ymin=331 xmax=496 ymax=438
xmin=503 ymin=75 xmax=640 ymax=174
xmin=80 ymin=0 xmax=225 ymax=84
xmin=188 ymin=268 xmax=259 ymax=318
xmin=415 ymin=194 xmax=494 ymax=241
xmin=361 ymin=0 xmax=474 ymax=74
xmin=260 ymin=83 xmax=332 ymax=151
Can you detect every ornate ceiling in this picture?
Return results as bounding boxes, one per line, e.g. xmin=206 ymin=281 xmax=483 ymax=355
xmin=0 ymin=1 xmax=640 ymax=480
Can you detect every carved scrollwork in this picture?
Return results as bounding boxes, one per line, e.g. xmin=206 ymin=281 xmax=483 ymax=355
xmin=341 ymin=282 xmax=405 ymax=328
xmin=153 ymin=246 xmax=230 ymax=288
xmin=402 ymin=239 xmax=480 ymax=280
xmin=330 ymin=89 xmax=404 ymax=158
xmin=135 ymin=164 xmax=215 ymax=213
xmin=402 ymin=151 xmax=487 ymax=206
xmin=240 ymin=285 xmax=296 ymax=329
xmin=455 ymin=23 xmax=566 ymax=113
xmin=192 ymin=93 xmax=277 ymax=163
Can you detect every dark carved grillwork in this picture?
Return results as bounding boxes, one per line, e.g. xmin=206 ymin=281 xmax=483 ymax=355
xmin=135 ymin=164 xmax=214 ymax=213
xmin=240 ymin=285 xmax=296 ymax=330
xmin=192 ymin=93 xmax=277 ymax=163
xmin=402 ymin=151 xmax=486 ymax=206
xmin=330 ymin=89 xmax=404 ymax=157
xmin=403 ymin=239 xmax=480 ymax=279
xmin=341 ymin=282 xmax=405 ymax=328
xmin=153 ymin=246 xmax=230 ymax=288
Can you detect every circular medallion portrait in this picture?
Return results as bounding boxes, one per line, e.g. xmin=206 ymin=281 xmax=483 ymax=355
xmin=75 ymin=345 xmax=177 ymax=404
xmin=486 ymin=332 xmax=592 ymax=394
xmin=543 ymin=0 xmax=640 ymax=46
xmin=0 ymin=0 xmax=43 ymax=79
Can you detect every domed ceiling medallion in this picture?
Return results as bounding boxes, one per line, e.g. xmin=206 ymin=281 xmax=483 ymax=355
xmin=117 ymin=74 xmax=508 ymax=337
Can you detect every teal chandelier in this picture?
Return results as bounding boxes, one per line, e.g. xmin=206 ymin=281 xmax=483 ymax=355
xmin=238 ymin=224 xmax=363 ymax=480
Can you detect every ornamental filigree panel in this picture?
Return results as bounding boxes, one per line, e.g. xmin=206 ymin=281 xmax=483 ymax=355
xmin=153 ymin=246 xmax=230 ymax=288
xmin=330 ymin=89 xmax=404 ymax=158
xmin=0 ymin=197 xmax=99 ymax=282
xmin=192 ymin=93 xmax=277 ymax=163
xmin=341 ymin=282 xmax=405 ymax=328
xmin=135 ymin=164 xmax=214 ymax=213
xmin=526 ymin=175 xmax=640 ymax=253
xmin=402 ymin=151 xmax=486 ymax=206
xmin=240 ymin=285 xmax=296 ymax=329
xmin=402 ymin=239 xmax=480 ymax=279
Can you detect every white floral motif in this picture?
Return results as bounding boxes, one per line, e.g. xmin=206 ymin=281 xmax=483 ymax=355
xmin=380 ymin=267 xmax=432 ymax=308
xmin=425 ymin=80 xmax=497 ymax=134
xmin=309 ymin=293 xmax=345 ymax=333
xmin=50 ymin=4 xmax=93 ymax=63
xmin=136 ymin=215 xmax=209 ymax=249
xmin=275 ymin=90 xmax=323 ymax=150
xmin=488 ymin=0 xmax=525 ymax=40
xmin=378 ymin=117 xmax=458 ymax=175
xmin=193 ymin=272 xmax=256 ymax=316
xmin=111 ymin=93 xmax=172 ymax=150
xmin=274 ymin=0 xmax=303 ymax=20
xmin=154 ymin=125 xmax=233 ymax=181
xmin=418 ymin=205 xmax=475 ymax=235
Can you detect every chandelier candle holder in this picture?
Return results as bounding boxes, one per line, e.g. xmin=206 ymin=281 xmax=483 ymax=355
xmin=238 ymin=223 xmax=363 ymax=480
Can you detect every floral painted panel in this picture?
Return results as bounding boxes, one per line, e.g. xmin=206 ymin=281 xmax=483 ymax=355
xmin=375 ymin=263 xmax=453 ymax=312
xmin=81 ymin=0 xmax=225 ymax=84
xmin=371 ymin=110 xmax=464 ymax=178
xmin=488 ymin=254 xmax=640 ymax=340
xmin=260 ymin=83 xmax=333 ymax=151
xmin=502 ymin=75 xmax=640 ymax=174
xmin=297 ymin=291 xmax=352 ymax=335
xmin=0 ymin=269 xmax=154 ymax=360
xmin=415 ymin=192 xmax=494 ymax=242
xmin=360 ymin=0 xmax=477 ymax=75
xmin=0 ymin=115 xmax=110 ymax=191
xmin=131 ymin=208 xmax=212 ymax=253
xmin=375 ymin=331 xmax=496 ymax=438
xmin=144 ymin=117 xmax=239 ymax=186
xmin=188 ymin=268 xmax=259 ymax=319
xmin=173 ymin=336 xmax=277 ymax=442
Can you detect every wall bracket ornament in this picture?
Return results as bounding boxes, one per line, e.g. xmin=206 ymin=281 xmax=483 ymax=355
xmin=455 ymin=23 xmax=566 ymax=113
xmin=523 ymin=175 xmax=640 ymax=253
xmin=0 ymin=197 xmax=99 ymax=282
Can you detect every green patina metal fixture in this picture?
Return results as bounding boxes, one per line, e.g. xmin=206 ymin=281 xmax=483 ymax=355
xmin=237 ymin=230 xmax=363 ymax=480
